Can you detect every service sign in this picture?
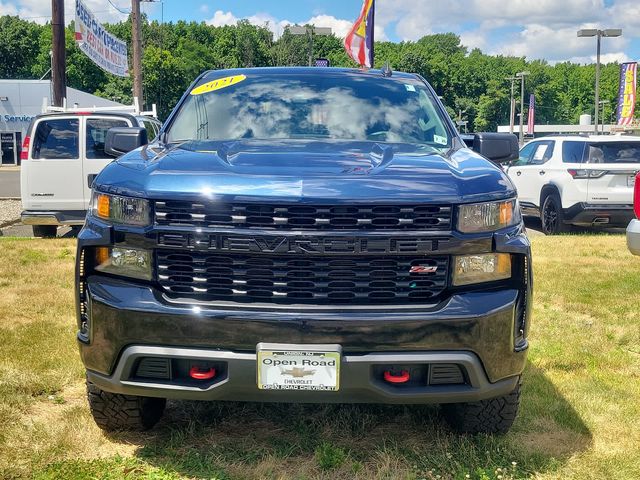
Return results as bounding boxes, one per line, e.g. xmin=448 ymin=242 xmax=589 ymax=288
xmin=616 ymin=62 xmax=637 ymax=126
xmin=75 ymin=0 xmax=129 ymax=77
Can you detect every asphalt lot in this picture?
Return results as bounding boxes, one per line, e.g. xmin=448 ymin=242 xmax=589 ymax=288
xmin=0 ymin=168 xmax=20 ymax=198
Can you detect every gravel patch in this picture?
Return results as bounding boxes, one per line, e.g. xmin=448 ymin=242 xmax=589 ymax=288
xmin=0 ymin=199 xmax=21 ymax=224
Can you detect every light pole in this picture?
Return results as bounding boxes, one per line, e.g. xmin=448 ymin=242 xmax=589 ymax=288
xmin=599 ymin=100 xmax=610 ymax=133
xmin=506 ymin=76 xmax=518 ymax=134
xmin=516 ymin=71 xmax=530 ymax=145
xmin=577 ymin=28 xmax=622 ymax=134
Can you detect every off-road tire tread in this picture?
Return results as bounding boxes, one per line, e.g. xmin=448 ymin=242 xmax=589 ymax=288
xmin=442 ymin=383 xmax=521 ymax=434
xmin=86 ymin=380 xmax=166 ymax=432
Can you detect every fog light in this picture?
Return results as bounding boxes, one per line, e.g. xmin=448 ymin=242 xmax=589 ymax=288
xmin=452 ymin=253 xmax=511 ymax=286
xmin=95 ymin=247 xmax=152 ymax=280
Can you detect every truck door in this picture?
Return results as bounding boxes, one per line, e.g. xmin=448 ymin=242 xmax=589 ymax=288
xmin=82 ymin=116 xmax=130 ymax=209
xmin=25 ymin=117 xmax=84 ymax=211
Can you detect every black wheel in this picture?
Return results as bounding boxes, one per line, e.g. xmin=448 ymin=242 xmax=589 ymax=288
xmin=86 ymin=379 xmax=166 ymax=432
xmin=441 ymin=382 xmax=520 ymax=434
xmin=32 ymin=225 xmax=57 ymax=238
xmin=540 ymin=194 xmax=569 ymax=235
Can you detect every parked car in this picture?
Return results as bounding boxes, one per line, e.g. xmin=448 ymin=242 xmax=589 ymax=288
xmin=76 ymin=67 xmax=530 ymax=435
xmin=505 ymin=135 xmax=639 ymax=234
xmin=627 ymin=171 xmax=640 ymax=255
xmin=20 ymin=110 xmax=161 ymax=238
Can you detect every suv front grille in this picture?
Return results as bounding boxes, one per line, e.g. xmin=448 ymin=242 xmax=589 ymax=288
xmin=157 ymin=250 xmax=449 ymax=305
xmin=155 ymin=201 xmax=452 ymax=231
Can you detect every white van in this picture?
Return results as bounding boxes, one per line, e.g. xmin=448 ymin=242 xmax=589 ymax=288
xmin=20 ymin=111 xmax=161 ymax=237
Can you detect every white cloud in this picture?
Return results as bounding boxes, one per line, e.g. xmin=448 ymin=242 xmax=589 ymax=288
xmin=0 ymin=0 xmax=158 ymax=24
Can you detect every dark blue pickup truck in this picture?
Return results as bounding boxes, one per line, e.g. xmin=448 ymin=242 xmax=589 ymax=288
xmin=76 ymin=67 xmax=531 ymax=434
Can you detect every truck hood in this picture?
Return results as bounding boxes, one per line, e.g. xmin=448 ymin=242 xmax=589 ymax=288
xmin=97 ymin=140 xmax=515 ymax=204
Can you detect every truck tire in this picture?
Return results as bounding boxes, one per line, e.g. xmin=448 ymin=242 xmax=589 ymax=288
xmin=32 ymin=225 xmax=57 ymax=238
xmin=540 ymin=193 xmax=570 ymax=235
xmin=86 ymin=380 xmax=166 ymax=432
xmin=441 ymin=382 xmax=520 ymax=434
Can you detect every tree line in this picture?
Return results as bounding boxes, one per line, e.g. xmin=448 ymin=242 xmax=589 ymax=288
xmin=0 ymin=14 xmax=636 ymax=128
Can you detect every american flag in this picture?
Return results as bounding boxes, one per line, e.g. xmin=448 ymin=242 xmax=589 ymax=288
xmin=344 ymin=0 xmax=375 ymax=68
xmin=527 ymin=94 xmax=535 ymax=135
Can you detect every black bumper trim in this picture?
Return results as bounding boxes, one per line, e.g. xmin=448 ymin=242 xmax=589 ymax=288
xmin=87 ymin=345 xmax=519 ymax=404
xmin=563 ymin=203 xmax=634 ymax=226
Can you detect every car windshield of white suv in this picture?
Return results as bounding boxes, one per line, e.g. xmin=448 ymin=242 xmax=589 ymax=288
xmin=587 ymin=142 xmax=640 ymax=164
xmin=166 ymin=72 xmax=452 ymax=150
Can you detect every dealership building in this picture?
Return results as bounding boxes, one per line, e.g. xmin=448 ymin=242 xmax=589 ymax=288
xmin=0 ymin=80 xmax=122 ymax=166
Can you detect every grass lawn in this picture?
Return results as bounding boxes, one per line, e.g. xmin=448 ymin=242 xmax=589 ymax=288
xmin=0 ymin=234 xmax=638 ymax=479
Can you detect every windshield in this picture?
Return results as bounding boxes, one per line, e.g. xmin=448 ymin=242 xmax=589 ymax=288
xmin=166 ymin=71 xmax=451 ymax=149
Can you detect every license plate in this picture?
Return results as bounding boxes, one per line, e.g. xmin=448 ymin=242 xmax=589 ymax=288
xmin=629 ymin=175 xmax=636 ymax=188
xmin=257 ymin=343 xmax=341 ymax=391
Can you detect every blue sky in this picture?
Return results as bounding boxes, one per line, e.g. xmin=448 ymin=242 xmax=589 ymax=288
xmin=2 ymin=0 xmax=639 ymax=64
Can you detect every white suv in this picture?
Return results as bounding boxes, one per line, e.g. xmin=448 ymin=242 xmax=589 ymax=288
xmin=505 ymin=135 xmax=639 ymax=234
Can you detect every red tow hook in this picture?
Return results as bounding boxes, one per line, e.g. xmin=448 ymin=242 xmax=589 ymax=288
xmin=383 ymin=370 xmax=410 ymax=384
xmin=189 ymin=366 xmax=216 ymax=380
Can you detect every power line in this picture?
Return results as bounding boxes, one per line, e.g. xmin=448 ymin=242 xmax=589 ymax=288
xmin=107 ymin=0 xmax=131 ymax=15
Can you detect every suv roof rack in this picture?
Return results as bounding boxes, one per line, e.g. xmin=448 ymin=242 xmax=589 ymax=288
xmin=41 ymin=96 xmax=157 ymax=118
xmin=542 ymin=133 xmax=592 ymax=137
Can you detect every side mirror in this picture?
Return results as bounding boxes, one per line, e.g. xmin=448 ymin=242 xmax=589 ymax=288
xmin=105 ymin=127 xmax=148 ymax=157
xmin=470 ymin=133 xmax=519 ymax=164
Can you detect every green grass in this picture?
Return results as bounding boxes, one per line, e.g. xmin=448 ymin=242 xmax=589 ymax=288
xmin=0 ymin=235 xmax=638 ymax=479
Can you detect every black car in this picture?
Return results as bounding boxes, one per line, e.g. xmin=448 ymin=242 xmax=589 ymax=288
xmin=76 ymin=67 xmax=530 ymax=434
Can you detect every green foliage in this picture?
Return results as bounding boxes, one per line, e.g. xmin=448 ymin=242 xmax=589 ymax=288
xmin=1 ymin=14 xmax=638 ymax=125
xmin=314 ymin=442 xmax=348 ymax=470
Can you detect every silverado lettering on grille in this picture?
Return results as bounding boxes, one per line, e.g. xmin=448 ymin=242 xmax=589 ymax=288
xmin=158 ymin=233 xmax=449 ymax=254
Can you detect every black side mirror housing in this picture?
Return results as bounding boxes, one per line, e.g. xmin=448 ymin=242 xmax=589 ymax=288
xmin=105 ymin=127 xmax=148 ymax=157
xmin=469 ymin=133 xmax=519 ymax=163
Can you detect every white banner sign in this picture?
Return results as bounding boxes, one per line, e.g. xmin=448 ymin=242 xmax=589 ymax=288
xmin=75 ymin=0 xmax=129 ymax=77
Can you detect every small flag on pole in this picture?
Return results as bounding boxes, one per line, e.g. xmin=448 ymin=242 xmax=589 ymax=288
xmin=527 ymin=94 xmax=535 ymax=135
xmin=344 ymin=0 xmax=375 ymax=68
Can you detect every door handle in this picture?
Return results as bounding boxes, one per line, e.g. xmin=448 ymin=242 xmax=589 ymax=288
xmin=87 ymin=174 xmax=97 ymax=188
xmin=539 ymin=170 xmax=546 ymax=175
xmin=516 ymin=171 xmax=522 ymax=176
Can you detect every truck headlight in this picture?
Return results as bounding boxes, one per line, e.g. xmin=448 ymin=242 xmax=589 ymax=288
xmin=91 ymin=191 xmax=150 ymax=226
xmin=457 ymin=199 xmax=520 ymax=233
xmin=95 ymin=247 xmax=152 ymax=280
xmin=452 ymin=253 xmax=511 ymax=286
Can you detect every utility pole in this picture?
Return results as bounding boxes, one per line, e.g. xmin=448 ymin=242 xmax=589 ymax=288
xmin=131 ymin=0 xmax=143 ymax=106
xmin=289 ymin=26 xmax=332 ymax=66
xmin=516 ymin=71 xmax=530 ymax=146
xmin=51 ymin=0 xmax=66 ymax=107
xmin=506 ymin=76 xmax=517 ymax=134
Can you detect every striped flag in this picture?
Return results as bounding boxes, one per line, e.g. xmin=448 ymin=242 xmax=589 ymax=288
xmin=527 ymin=94 xmax=535 ymax=135
xmin=617 ymin=62 xmax=637 ymax=126
xmin=344 ymin=0 xmax=375 ymax=68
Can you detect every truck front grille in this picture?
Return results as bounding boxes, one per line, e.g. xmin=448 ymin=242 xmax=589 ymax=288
xmin=157 ymin=250 xmax=449 ymax=305
xmin=155 ymin=201 xmax=452 ymax=231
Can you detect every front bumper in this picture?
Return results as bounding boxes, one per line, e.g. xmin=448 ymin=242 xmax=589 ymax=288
xmin=86 ymin=345 xmax=519 ymax=404
xmin=627 ymin=219 xmax=640 ymax=255
xmin=564 ymin=203 xmax=634 ymax=227
xmin=80 ymin=275 xmax=528 ymax=403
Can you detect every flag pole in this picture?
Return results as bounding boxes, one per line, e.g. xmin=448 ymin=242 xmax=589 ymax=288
xmin=371 ymin=0 xmax=375 ymax=69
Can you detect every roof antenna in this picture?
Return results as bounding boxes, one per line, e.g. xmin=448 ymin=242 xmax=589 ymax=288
xmin=381 ymin=61 xmax=393 ymax=77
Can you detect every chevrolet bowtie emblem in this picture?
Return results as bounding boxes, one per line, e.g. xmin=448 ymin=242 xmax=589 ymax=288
xmin=282 ymin=367 xmax=315 ymax=378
